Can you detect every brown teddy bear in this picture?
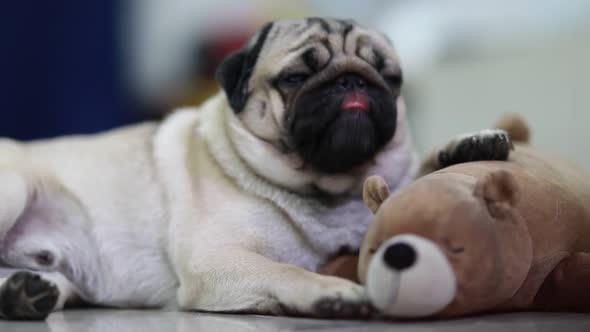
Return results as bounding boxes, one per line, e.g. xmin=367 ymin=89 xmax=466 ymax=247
xmin=322 ymin=114 xmax=590 ymax=318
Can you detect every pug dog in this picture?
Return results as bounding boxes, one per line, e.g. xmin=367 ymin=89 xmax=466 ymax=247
xmin=0 ymin=17 xmax=510 ymax=320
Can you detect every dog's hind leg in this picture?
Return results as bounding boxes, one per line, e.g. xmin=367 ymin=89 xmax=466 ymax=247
xmin=0 ymin=171 xmax=84 ymax=320
xmin=0 ymin=171 xmax=29 ymax=240
xmin=418 ymin=129 xmax=514 ymax=177
xmin=418 ymin=113 xmax=529 ymax=177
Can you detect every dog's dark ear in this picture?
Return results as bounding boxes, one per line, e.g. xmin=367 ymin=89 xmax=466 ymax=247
xmin=214 ymin=49 xmax=248 ymax=111
xmin=215 ymin=22 xmax=274 ymax=113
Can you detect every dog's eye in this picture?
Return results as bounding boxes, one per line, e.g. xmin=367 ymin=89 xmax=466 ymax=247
xmin=280 ymin=73 xmax=310 ymax=86
xmin=384 ymin=74 xmax=403 ymax=88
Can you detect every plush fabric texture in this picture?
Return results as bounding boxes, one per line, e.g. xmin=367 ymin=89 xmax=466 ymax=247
xmin=322 ymin=115 xmax=590 ymax=317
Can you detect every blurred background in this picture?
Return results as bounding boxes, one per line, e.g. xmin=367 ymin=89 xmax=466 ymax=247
xmin=2 ymin=0 xmax=589 ymax=167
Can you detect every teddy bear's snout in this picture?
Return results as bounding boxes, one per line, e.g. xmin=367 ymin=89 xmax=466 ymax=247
xmin=383 ymin=242 xmax=416 ymax=271
xmin=367 ymin=234 xmax=457 ymax=318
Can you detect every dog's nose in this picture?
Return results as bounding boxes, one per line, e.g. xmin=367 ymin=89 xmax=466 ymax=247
xmin=383 ymin=242 xmax=417 ymax=271
xmin=336 ymin=74 xmax=367 ymax=90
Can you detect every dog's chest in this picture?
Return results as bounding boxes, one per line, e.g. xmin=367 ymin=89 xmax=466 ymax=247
xmin=259 ymin=197 xmax=373 ymax=271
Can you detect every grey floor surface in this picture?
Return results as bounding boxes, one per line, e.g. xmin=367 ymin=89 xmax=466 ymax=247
xmin=1 ymin=310 xmax=589 ymax=332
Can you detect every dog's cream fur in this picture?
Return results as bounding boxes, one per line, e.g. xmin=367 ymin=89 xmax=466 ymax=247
xmin=0 ymin=88 xmax=418 ymax=315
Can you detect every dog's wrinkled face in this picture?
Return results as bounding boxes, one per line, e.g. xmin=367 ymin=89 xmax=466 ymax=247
xmin=216 ymin=18 xmax=403 ymax=174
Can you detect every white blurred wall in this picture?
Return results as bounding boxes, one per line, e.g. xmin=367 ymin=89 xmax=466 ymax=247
xmin=376 ymin=1 xmax=590 ymax=168
xmin=408 ymin=26 xmax=590 ymax=168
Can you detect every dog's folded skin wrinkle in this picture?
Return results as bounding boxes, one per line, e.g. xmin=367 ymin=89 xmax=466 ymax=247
xmin=307 ymin=17 xmax=332 ymax=34
xmin=216 ymin=113 xmax=323 ymax=256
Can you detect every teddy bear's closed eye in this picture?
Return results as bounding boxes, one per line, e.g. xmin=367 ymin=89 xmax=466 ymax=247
xmin=443 ymin=238 xmax=465 ymax=254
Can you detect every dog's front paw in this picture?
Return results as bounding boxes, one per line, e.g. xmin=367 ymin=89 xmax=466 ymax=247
xmin=308 ymin=282 xmax=375 ymax=319
xmin=313 ymin=296 xmax=375 ymax=319
xmin=0 ymin=271 xmax=59 ymax=320
xmin=438 ymin=129 xmax=514 ymax=168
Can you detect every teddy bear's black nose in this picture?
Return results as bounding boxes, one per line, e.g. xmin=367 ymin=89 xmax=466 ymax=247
xmin=383 ymin=242 xmax=417 ymax=270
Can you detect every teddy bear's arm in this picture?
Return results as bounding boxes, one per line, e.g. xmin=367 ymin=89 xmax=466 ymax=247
xmin=533 ymin=252 xmax=590 ymax=312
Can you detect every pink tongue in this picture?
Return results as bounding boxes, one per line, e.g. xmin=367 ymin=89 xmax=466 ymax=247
xmin=341 ymin=91 xmax=370 ymax=111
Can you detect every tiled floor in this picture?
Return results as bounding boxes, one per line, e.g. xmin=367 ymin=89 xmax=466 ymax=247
xmin=1 ymin=310 xmax=589 ymax=332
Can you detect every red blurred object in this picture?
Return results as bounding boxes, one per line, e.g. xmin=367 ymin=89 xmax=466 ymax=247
xmin=196 ymin=28 xmax=254 ymax=77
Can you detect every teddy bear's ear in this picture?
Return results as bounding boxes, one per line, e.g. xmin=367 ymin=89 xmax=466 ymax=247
xmin=473 ymin=170 xmax=519 ymax=219
xmin=363 ymin=176 xmax=391 ymax=214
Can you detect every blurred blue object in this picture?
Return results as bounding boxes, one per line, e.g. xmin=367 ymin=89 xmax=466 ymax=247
xmin=0 ymin=1 xmax=136 ymax=141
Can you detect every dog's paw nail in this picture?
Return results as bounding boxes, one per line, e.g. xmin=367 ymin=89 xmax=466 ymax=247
xmin=313 ymin=297 xmax=374 ymax=319
xmin=441 ymin=129 xmax=514 ymax=166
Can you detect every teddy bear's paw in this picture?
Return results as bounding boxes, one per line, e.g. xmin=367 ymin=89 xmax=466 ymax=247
xmin=438 ymin=129 xmax=514 ymax=168
xmin=312 ymin=296 xmax=376 ymax=319
xmin=0 ymin=271 xmax=59 ymax=320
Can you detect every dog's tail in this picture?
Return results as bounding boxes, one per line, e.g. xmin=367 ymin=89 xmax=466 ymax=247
xmin=495 ymin=113 xmax=530 ymax=144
